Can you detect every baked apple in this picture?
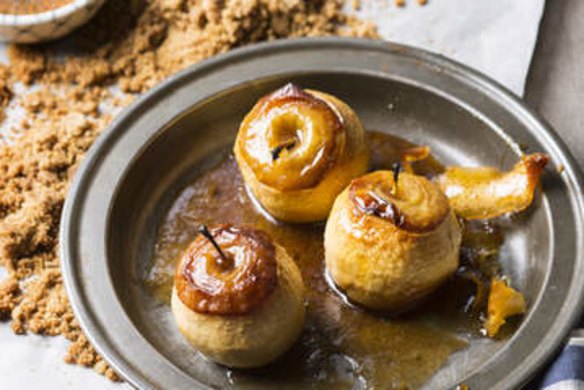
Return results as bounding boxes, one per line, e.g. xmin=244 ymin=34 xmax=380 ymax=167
xmin=234 ymin=83 xmax=369 ymax=222
xmin=324 ymin=170 xmax=462 ymax=311
xmin=171 ymin=224 xmax=305 ymax=368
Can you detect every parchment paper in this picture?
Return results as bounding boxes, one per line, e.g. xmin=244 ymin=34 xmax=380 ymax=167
xmin=351 ymin=0 xmax=545 ymax=95
xmin=0 ymin=0 xmax=545 ymax=388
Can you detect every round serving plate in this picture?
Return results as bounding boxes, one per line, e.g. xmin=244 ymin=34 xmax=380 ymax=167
xmin=60 ymin=38 xmax=584 ymax=389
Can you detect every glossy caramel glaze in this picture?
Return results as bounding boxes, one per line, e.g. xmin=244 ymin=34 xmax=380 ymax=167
xmin=237 ymin=83 xmax=344 ymax=191
xmin=147 ymin=132 xmax=513 ymax=389
xmin=175 ymin=225 xmax=277 ymax=315
xmin=349 ymin=171 xmax=450 ymax=233
xmin=234 ymin=84 xmax=370 ymax=222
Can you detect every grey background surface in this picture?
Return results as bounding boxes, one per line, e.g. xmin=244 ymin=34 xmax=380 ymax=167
xmin=526 ymin=2 xmax=584 ymax=384
xmin=527 ymin=0 xmax=584 ymax=169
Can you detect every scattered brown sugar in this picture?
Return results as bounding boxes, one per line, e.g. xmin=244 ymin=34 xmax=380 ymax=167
xmin=0 ymin=276 xmax=19 ymax=319
xmin=0 ymin=0 xmax=74 ymax=15
xmin=0 ymin=0 xmax=377 ymax=382
xmin=0 ymin=65 xmax=12 ymax=104
xmin=0 ymin=64 xmax=12 ymax=127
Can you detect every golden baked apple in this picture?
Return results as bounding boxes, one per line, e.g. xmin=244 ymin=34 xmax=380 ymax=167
xmin=324 ymin=170 xmax=462 ymax=311
xmin=171 ymin=224 xmax=305 ymax=368
xmin=234 ymin=83 xmax=369 ymax=222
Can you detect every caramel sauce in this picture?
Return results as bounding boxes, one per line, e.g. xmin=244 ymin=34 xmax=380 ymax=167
xmin=146 ymin=131 xmax=508 ymax=389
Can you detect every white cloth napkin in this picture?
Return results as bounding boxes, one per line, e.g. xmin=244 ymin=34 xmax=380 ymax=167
xmin=0 ymin=0 xmax=545 ymax=388
xmin=351 ymin=0 xmax=545 ymax=95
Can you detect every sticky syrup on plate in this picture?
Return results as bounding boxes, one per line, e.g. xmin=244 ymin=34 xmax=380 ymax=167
xmin=145 ymin=131 xmax=507 ymax=389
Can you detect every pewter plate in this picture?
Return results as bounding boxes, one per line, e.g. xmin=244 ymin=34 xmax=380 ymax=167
xmin=60 ymin=38 xmax=584 ymax=389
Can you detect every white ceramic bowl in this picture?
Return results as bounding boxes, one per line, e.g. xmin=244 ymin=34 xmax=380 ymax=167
xmin=0 ymin=0 xmax=105 ymax=44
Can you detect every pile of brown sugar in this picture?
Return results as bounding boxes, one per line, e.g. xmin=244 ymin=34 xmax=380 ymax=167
xmin=0 ymin=0 xmax=377 ymax=382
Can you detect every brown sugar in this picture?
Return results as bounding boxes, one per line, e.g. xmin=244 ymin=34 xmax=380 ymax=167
xmin=0 ymin=64 xmax=11 ymax=127
xmin=0 ymin=0 xmax=377 ymax=382
xmin=0 ymin=0 xmax=74 ymax=15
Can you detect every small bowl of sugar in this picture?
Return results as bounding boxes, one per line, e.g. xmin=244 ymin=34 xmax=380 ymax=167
xmin=0 ymin=0 xmax=106 ymax=44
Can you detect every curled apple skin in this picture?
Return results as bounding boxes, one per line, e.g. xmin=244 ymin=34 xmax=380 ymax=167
xmin=436 ymin=153 xmax=549 ymax=220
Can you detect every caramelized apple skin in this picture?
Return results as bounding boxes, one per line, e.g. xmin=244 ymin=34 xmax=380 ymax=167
xmin=237 ymin=84 xmax=342 ymax=191
xmin=172 ymin=225 xmax=305 ymax=368
xmin=234 ymin=84 xmax=369 ymax=223
xmin=437 ymin=153 xmax=549 ymax=220
xmin=175 ymin=225 xmax=277 ymax=315
xmin=325 ymin=171 xmax=462 ymax=311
